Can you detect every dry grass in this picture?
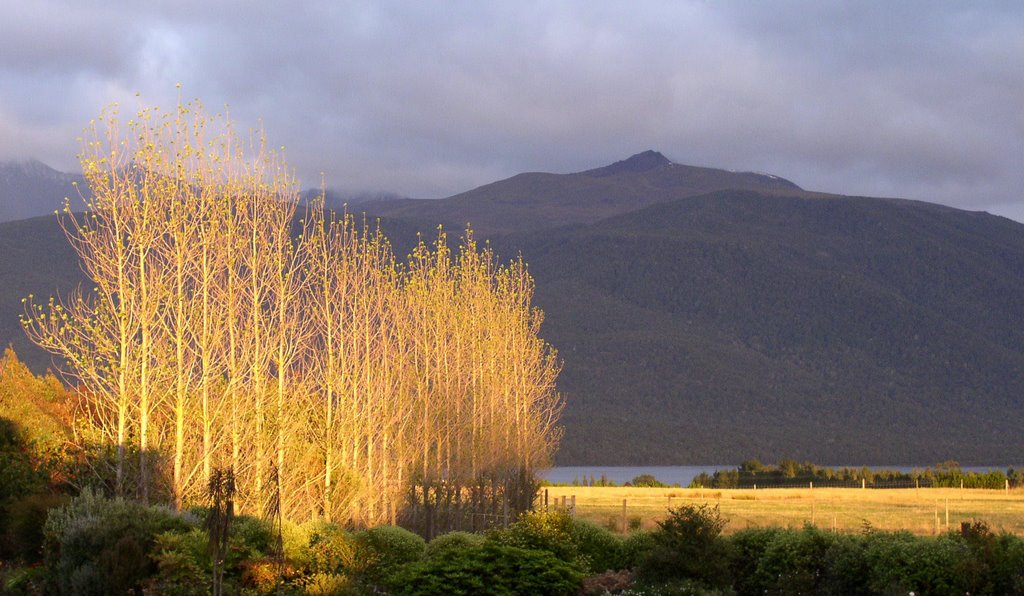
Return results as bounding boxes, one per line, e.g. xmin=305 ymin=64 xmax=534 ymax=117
xmin=540 ymin=486 xmax=1024 ymax=536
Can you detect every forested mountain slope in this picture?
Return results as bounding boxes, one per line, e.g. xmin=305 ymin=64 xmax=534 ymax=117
xmin=4 ymin=154 xmax=1023 ymax=464
xmin=492 ymin=191 xmax=1024 ymax=464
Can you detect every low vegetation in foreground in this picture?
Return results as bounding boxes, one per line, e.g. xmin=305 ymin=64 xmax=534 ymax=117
xmin=4 ymin=492 xmax=1024 ymax=595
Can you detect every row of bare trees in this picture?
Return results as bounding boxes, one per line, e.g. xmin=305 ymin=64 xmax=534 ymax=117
xmin=23 ymin=101 xmax=563 ymax=526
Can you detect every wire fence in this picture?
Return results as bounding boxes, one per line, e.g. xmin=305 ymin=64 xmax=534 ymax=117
xmin=537 ymin=485 xmax=1024 ymax=537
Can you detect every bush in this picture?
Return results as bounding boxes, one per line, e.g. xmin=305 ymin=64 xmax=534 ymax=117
xmin=0 ymin=420 xmax=47 ymax=507
xmin=426 ymin=531 xmax=485 ymax=559
xmin=571 ymin=518 xmax=625 ymax=573
xmin=146 ymin=529 xmax=210 ymax=596
xmin=306 ymin=522 xmax=355 ymax=574
xmin=387 ymin=542 xmax=583 ymax=596
xmin=750 ymin=525 xmax=842 ymax=593
xmin=991 ymin=533 xmax=1024 ymax=594
xmin=350 ymin=525 xmax=425 ymax=588
xmin=3 ymin=492 xmax=67 ymax=563
xmin=819 ymin=532 xmax=869 ymax=594
xmin=1 ymin=563 xmax=47 ymax=595
xmin=636 ymin=504 xmax=732 ymax=589
xmin=147 ymin=514 xmax=288 ymax=593
xmin=863 ymin=531 xmax=974 ymax=595
xmin=297 ymin=572 xmax=357 ymax=595
xmin=42 ymin=488 xmax=193 ymax=595
xmin=280 ymin=519 xmax=314 ymax=570
xmin=619 ymin=530 xmax=656 ymax=570
xmin=727 ymin=526 xmax=784 ymax=594
xmin=227 ymin=515 xmax=274 ymax=570
xmin=488 ymin=509 xmax=578 ymax=565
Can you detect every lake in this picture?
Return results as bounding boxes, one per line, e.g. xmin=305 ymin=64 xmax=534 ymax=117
xmin=540 ymin=466 xmax=731 ymax=487
xmin=540 ymin=465 xmax=1015 ymax=487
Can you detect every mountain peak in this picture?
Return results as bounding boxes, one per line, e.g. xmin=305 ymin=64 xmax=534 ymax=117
xmin=584 ymin=150 xmax=673 ymax=177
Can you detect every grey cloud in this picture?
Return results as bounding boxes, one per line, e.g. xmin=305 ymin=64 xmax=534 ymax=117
xmin=0 ymin=1 xmax=1021 ymax=218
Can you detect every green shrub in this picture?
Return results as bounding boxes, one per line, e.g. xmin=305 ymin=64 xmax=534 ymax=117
xmin=350 ymin=525 xmax=425 ymax=588
xmin=426 ymin=531 xmax=485 ymax=559
xmin=819 ymin=532 xmax=869 ymax=594
xmin=297 ymin=572 xmax=357 ymax=595
xmin=727 ymin=526 xmax=784 ymax=594
xmin=1 ymin=563 xmax=47 ymax=595
xmin=388 ymin=542 xmax=583 ymax=596
xmin=991 ymin=533 xmax=1024 ymax=594
xmin=42 ymin=488 xmax=193 ymax=595
xmin=487 ymin=509 xmax=578 ymax=565
xmin=228 ymin=515 xmax=274 ymax=567
xmin=636 ymin=504 xmax=732 ymax=589
xmin=4 ymin=492 xmax=67 ymax=563
xmin=280 ymin=519 xmax=314 ymax=570
xmin=306 ymin=522 xmax=355 ymax=574
xmin=751 ymin=525 xmax=841 ymax=593
xmin=0 ymin=420 xmax=47 ymax=506
xmin=571 ymin=518 xmax=625 ymax=573
xmin=619 ymin=530 xmax=656 ymax=570
xmin=147 ymin=529 xmax=210 ymax=596
xmin=863 ymin=531 xmax=973 ymax=594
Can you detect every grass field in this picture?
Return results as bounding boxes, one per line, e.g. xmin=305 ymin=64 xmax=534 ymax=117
xmin=541 ymin=486 xmax=1024 ymax=536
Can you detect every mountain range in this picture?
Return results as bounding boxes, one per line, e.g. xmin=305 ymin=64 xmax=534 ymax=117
xmin=2 ymin=152 xmax=1023 ymax=465
xmin=0 ymin=160 xmax=85 ymax=223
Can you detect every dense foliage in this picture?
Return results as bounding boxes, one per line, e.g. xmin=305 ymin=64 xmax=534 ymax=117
xmin=635 ymin=504 xmax=732 ymax=589
xmin=4 ymin=495 xmax=1024 ymax=594
xmin=0 ymin=349 xmax=74 ymax=564
xmin=388 ymin=543 xmax=583 ymax=596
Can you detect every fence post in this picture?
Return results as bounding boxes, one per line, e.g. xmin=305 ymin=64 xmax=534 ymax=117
xmin=810 ymin=481 xmax=813 ymax=490
xmin=570 ymin=495 xmax=576 ymax=518
xmin=621 ymin=499 xmax=628 ymax=534
xmin=1007 ymin=479 xmax=1010 ymax=494
xmin=862 ymin=478 xmax=866 ymax=490
xmin=544 ymin=489 xmax=548 ymax=512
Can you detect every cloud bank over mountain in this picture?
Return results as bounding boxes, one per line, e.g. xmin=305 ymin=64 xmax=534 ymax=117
xmin=1 ymin=2 xmax=1022 ymax=220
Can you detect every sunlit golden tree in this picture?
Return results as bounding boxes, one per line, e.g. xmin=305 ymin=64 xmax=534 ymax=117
xmin=23 ymin=99 xmax=564 ymax=529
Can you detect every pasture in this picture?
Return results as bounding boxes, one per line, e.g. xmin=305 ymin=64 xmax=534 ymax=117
xmin=541 ymin=485 xmax=1024 ymax=536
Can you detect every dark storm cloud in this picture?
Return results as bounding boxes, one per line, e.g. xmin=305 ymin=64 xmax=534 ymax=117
xmin=1 ymin=1 xmax=1021 ymax=220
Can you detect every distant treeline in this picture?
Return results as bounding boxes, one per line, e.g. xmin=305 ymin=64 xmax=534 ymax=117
xmin=548 ymin=474 xmax=680 ymax=488
xmin=690 ymin=459 xmax=1022 ymax=489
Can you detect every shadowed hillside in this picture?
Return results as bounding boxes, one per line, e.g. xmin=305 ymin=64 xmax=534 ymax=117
xmin=493 ymin=191 xmax=1024 ymax=464
xmin=4 ymin=154 xmax=1024 ymax=465
xmin=0 ymin=215 xmax=82 ymax=374
xmin=0 ymin=160 xmax=85 ymax=224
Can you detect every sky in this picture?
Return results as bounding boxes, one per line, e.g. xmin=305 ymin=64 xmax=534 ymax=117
xmin=2 ymin=1 xmax=1023 ymax=220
